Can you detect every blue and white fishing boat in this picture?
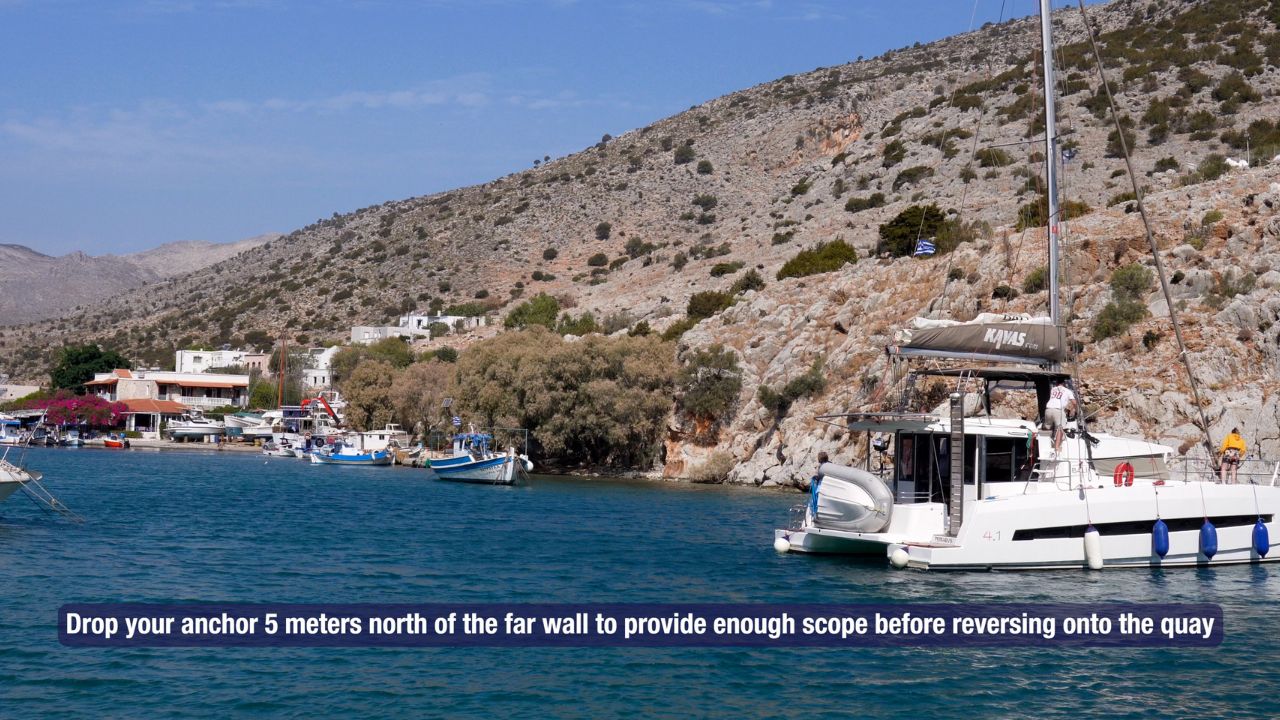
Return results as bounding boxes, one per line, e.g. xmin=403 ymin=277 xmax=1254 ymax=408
xmin=428 ymin=432 xmax=531 ymax=485
xmin=310 ymin=437 xmax=392 ymax=466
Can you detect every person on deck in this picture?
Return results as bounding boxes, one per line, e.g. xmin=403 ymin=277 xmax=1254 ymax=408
xmin=1219 ymin=427 xmax=1246 ymax=484
xmin=809 ymin=452 xmax=830 ymax=517
xmin=1044 ymin=378 xmax=1078 ymax=456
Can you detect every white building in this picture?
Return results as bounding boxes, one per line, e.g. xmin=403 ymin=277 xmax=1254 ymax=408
xmin=175 ymin=348 xmax=269 ymax=374
xmin=350 ymin=313 xmax=486 ymax=345
xmin=88 ymin=368 xmax=250 ymax=410
xmin=302 ymin=346 xmax=341 ymax=389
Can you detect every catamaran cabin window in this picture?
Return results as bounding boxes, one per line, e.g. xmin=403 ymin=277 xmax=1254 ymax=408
xmin=894 ymin=432 xmax=977 ymax=503
xmin=983 ymin=435 xmax=1034 ymax=484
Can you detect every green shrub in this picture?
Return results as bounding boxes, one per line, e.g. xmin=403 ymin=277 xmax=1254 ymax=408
xmin=730 ymin=269 xmax=765 ymax=294
xmin=587 ymin=253 xmax=609 ymax=267
xmin=1111 ymin=264 xmax=1153 ymax=302
xmin=660 ymin=316 xmax=697 ymax=341
xmin=556 ymin=312 xmax=598 ymax=336
xmin=845 ymin=193 xmax=886 ymax=213
xmin=1196 ymin=154 xmax=1229 ymax=182
xmin=1022 ymin=266 xmax=1048 ymax=294
xmin=776 ymin=240 xmax=859 ymax=280
xmin=892 ymin=165 xmax=935 ymax=191
xmin=882 ymin=139 xmax=907 ymax=168
xmin=624 ymin=237 xmax=656 ymax=258
xmin=710 ymin=261 xmax=744 ymax=277
xmin=595 ymin=222 xmax=612 ymax=240
xmin=504 ymin=293 xmax=560 ymax=329
xmin=543 ymin=247 xmax=558 ymax=261
xmin=673 ymin=145 xmax=695 ymax=164
xmin=678 ymin=345 xmax=743 ymax=443
xmin=696 ymin=160 xmax=714 ymax=174
xmin=992 ymin=284 xmax=1019 ymax=300
xmin=877 ymin=204 xmax=945 ymax=256
xmin=947 ymin=267 xmax=965 ymax=281
xmin=790 ymin=178 xmax=812 ymax=196
xmin=757 ymin=359 xmax=826 ymax=416
xmin=1015 ymin=198 xmax=1092 ymax=231
xmin=1202 ymin=210 xmax=1223 ymax=225
xmin=671 ymin=252 xmax=688 ymax=270
xmin=978 ymin=148 xmax=1013 ymax=167
xmin=1092 ymin=299 xmax=1147 ymax=340
xmin=692 ymin=193 xmax=718 ymax=210
xmin=1108 ymin=191 xmax=1137 ymax=207
xmin=687 ymin=291 xmax=734 ymax=320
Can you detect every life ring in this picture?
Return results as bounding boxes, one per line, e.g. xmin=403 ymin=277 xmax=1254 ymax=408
xmin=1113 ymin=462 xmax=1135 ymax=487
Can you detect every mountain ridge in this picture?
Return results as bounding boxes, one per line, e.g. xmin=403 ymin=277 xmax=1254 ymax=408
xmin=0 ymin=234 xmax=279 ymax=326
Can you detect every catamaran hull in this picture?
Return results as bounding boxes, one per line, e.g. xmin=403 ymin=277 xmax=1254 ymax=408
xmin=777 ymin=482 xmax=1280 ymax=570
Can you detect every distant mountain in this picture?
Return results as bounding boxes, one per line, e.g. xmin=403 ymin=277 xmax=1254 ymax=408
xmin=0 ymin=234 xmax=277 ymax=326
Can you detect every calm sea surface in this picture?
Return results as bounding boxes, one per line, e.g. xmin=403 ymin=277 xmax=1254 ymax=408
xmin=2 ymin=447 xmax=1277 ymax=719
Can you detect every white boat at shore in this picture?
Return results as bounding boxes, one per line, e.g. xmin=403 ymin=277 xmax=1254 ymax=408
xmin=427 ymin=432 xmax=531 ymax=485
xmin=168 ymin=409 xmax=225 ymax=440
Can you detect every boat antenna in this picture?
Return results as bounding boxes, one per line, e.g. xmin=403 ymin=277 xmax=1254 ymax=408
xmin=1074 ymin=0 xmax=1217 ymax=465
xmin=1038 ymin=0 xmax=1062 ymax=336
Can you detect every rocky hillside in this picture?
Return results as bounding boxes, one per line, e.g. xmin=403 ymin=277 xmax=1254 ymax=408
xmin=2 ymin=0 xmax=1278 ymax=482
xmin=0 ymin=234 xmax=276 ymax=326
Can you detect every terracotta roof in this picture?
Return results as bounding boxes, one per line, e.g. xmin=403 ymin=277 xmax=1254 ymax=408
xmin=86 ymin=378 xmax=119 ymax=386
xmin=115 ymin=369 xmax=134 ymax=378
xmin=119 ymin=399 xmax=187 ymax=414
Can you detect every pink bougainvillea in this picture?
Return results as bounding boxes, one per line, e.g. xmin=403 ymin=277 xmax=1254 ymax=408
xmin=27 ymin=390 xmax=127 ymax=427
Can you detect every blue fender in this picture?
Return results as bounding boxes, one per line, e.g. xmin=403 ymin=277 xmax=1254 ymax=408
xmin=1152 ymin=519 xmax=1170 ymax=559
xmin=1199 ymin=520 xmax=1218 ymax=560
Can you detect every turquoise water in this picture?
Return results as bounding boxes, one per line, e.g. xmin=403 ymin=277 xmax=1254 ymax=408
xmin=2 ymin=447 xmax=1277 ymax=718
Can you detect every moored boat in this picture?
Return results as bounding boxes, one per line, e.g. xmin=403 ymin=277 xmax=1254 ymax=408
xmin=168 ymin=409 xmax=226 ymax=440
xmin=102 ymin=433 xmax=128 ymax=449
xmin=310 ymin=440 xmax=392 ymax=466
xmin=427 ymin=432 xmax=531 ymax=485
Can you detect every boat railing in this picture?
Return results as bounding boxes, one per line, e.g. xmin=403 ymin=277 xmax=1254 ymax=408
xmin=1166 ymin=455 xmax=1280 ymax=486
xmin=787 ymin=504 xmax=808 ymax=531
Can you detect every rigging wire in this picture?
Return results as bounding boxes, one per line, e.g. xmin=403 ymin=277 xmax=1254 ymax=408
xmin=1074 ymin=0 xmax=1219 ymax=470
xmin=930 ymin=0 xmax=1009 ymax=318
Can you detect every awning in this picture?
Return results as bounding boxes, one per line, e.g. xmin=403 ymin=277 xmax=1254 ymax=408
xmin=169 ymin=380 xmax=247 ymax=389
xmin=85 ymin=378 xmax=119 ymax=386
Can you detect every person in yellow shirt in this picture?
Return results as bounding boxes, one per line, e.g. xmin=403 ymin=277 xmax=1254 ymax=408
xmin=1219 ymin=427 xmax=1246 ymax=484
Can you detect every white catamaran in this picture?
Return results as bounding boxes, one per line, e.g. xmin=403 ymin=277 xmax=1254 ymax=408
xmin=773 ymin=0 xmax=1279 ymax=570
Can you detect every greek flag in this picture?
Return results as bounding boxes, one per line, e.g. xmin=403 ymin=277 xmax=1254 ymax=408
xmin=451 ymin=416 xmax=462 ymax=427
xmin=913 ymin=238 xmax=937 ymax=256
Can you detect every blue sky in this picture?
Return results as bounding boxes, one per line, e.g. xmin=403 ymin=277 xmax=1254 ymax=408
xmin=0 ymin=0 xmax=1085 ymax=256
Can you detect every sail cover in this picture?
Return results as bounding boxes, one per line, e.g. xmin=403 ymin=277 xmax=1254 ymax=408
xmin=888 ymin=313 xmax=1067 ymax=365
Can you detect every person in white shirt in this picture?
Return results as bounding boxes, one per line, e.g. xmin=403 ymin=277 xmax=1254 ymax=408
xmin=1044 ymin=378 xmax=1078 ymax=455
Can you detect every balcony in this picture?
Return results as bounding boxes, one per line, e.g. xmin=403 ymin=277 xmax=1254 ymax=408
xmin=175 ymin=395 xmax=246 ymax=410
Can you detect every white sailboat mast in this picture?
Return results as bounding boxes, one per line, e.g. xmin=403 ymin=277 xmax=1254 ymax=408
xmin=1039 ymin=0 xmax=1062 ymax=327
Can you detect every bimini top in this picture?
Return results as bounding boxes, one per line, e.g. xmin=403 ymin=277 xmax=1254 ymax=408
xmin=887 ymin=314 xmax=1067 ymax=366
